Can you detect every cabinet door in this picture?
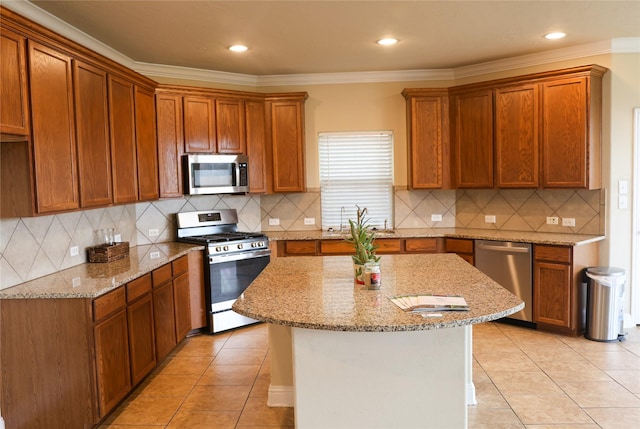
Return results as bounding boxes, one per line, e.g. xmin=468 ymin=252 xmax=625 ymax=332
xmin=153 ymin=280 xmax=177 ymax=361
xmin=127 ymin=293 xmax=156 ymax=385
xmin=495 ymin=84 xmax=539 ymax=188
xmin=108 ymin=75 xmax=138 ymax=203
xmin=541 ymin=77 xmax=588 ymax=188
xmin=534 ymin=260 xmax=572 ymax=328
xmin=452 ymin=89 xmax=493 ymax=188
xmin=215 ymin=98 xmax=246 ymax=153
xmin=173 ymin=272 xmax=192 ymax=340
xmin=156 ymin=93 xmax=184 ymax=197
xmin=28 ymin=40 xmax=79 ymax=213
xmin=135 ymin=86 xmax=159 ymax=200
xmin=246 ymin=100 xmax=267 ymax=193
xmin=0 ymin=28 xmax=30 ymax=135
xmin=74 ymin=60 xmax=112 ymax=207
xmin=407 ymin=96 xmax=447 ymax=189
xmin=269 ymin=99 xmax=305 ymax=192
xmin=184 ymin=96 xmax=215 ymax=152
xmin=94 ymin=310 xmax=131 ymax=417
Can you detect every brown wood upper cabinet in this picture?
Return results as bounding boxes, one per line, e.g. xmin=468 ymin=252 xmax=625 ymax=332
xmin=404 ymin=65 xmax=606 ymax=190
xmin=494 ymin=83 xmax=539 ymax=188
xmin=266 ymin=94 xmax=308 ymax=193
xmin=28 ymin=40 xmax=80 ymax=213
xmin=245 ymin=99 xmax=268 ymax=193
xmin=156 ymin=92 xmax=185 ymax=198
xmin=134 ymin=86 xmax=160 ymax=201
xmin=451 ymin=88 xmax=494 ymax=188
xmin=183 ymin=95 xmax=216 ymax=153
xmin=0 ymin=27 xmax=30 ymax=136
xmin=542 ymin=73 xmax=603 ymax=189
xmin=73 ymin=60 xmax=113 ymax=208
xmin=402 ymin=89 xmax=450 ymax=189
xmin=216 ymin=97 xmax=246 ymax=153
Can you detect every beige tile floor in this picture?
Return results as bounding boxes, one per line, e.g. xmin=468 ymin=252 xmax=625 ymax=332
xmin=100 ymin=322 xmax=640 ymax=428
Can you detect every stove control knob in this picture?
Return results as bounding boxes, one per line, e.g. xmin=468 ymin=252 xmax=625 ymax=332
xmin=258 ymin=241 xmax=265 ymax=247
xmin=223 ymin=245 xmax=229 ymax=251
xmin=215 ymin=246 xmax=222 ymax=252
xmin=237 ymin=243 xmax=243 ymax=250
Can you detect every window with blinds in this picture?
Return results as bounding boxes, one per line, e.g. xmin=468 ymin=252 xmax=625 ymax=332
xmin=319 ymin=131 xmax=394 ymax=230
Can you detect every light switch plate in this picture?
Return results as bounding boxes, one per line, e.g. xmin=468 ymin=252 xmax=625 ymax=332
xmin=619 ymin=195 xmax=628 ymax=209
xmin=562 ymin=218 xmax=576 ymax=227
xmin=484 ymin=215 xmax=496 ymax=223
xmin=431 ymin=214 xmax=443 ymax=222
xmin=148 ymin=228 xmax=159 ymax=237
xmin=619 ymin=180 xmax=628 ymax=195
xmin=70 ymin=245 xmax=79 ymax=257
xmin=304 ymin=217 xmax=315 ymax=225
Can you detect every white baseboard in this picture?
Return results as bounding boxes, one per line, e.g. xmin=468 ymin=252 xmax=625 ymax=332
xmin=467 ymin=381 xmax=477 ymax=406
xmin=267 ymin=385 xmax=295 ymax=407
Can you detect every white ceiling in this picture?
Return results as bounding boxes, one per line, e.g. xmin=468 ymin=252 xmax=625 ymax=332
xmin=11 ymin=0 xmax=640 ymax=78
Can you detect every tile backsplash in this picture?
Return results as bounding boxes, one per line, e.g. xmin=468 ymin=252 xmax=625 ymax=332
xmin=0 ymin=188 xmax=602 ymax=290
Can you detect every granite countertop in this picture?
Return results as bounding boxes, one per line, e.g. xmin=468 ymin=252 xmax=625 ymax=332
xmin=233 ymin=253 xmax=524 ymax=332
xmin=266 ymin=227 xmax=604 ymax=246
xmin=0 ymin=242 xmax=203 ymax=299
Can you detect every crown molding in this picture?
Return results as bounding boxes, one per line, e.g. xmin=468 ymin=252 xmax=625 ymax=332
xmin=4 ymin=0 xmax=639 ymax=88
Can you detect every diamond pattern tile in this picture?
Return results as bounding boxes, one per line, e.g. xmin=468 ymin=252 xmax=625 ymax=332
xmin=0 ymin=188 xmax=603 ymax=290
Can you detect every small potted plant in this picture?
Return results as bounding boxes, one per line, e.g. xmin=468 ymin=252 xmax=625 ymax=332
xmin=345 ymin=206 xmax=380 ymax=284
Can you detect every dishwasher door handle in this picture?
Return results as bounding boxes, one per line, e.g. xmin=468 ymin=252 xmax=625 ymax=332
xmin=476 ymin=243 xmax=530 ymax=253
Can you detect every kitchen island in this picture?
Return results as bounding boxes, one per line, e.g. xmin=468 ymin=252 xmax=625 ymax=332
xmin=233 ymin=253 xmax=523 ymax=428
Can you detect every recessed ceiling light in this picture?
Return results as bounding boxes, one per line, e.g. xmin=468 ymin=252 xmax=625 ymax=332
xmin=229 ymin=45 xmax=248 ymax=52
xmin=544 ymin=32 xmax=566 ymax=40
xmin=377 ymin=38 xmax=398 ymax=46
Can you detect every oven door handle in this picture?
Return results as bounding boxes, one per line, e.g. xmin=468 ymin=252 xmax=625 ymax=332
xmin=208 ymin=248 xmax=271 ymax=264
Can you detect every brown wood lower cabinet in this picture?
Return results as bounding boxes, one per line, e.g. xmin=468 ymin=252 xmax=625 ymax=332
xmin=0 ymin=256 xmax=192 ymax=428
xmin=533 ymin=243 xmax=598 ymax=336
xmin=444 ymin=238 xmax=474 ymax=265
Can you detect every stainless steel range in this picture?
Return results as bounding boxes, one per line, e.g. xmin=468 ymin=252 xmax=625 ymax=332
xmin=176 ymin=209 xmax=270 ymax=333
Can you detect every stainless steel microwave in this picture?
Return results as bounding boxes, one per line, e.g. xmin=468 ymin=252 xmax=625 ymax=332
xmin=183 ymin=154 xmax=249 ymax=195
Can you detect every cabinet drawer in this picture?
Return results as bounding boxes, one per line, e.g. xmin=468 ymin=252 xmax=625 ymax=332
xmin=445 ymin=238 xmax=473 ymax=254
xmin=284 ymin=240 xmax=317 ymax=255
xmin=126 ymin=273 xmax=152 ymax=303
xmin=152 ymin=263 xmax=172 ymax=286
xmin=376 ymin=238 xmax=402 ymax=253
xmin=405 ymin=238 xmax=439 ymax=253
xmin=172 ymin=255 xmax=188 ymax=275
xmin=534 ymin=245 xmax=571 ymax=264
xmin=94 ymin=287 xmax=126 ymax=322
xmin=320 ymin=240 xmax=352 ymax=254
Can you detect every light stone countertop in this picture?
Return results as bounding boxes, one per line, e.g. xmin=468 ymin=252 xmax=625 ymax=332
xmin=233 ymin=253 xmax=524 ymax=332
xmin=0 ymin=242 xmax=203 ymax=299
xmin=266 ymin=227 xmax=604 ymax=246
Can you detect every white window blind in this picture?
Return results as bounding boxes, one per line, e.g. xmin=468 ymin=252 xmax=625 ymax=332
xmin=319 ymin=131 xmax=394 ymax=230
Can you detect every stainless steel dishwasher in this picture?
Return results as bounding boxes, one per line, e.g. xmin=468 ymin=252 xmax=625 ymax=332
xmin=475 ymin=240 xmax=533 ymax=323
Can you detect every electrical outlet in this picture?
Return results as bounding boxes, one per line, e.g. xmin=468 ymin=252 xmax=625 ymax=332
xmin=114 ymin=233 xmax=122 ymax=242
xmin=72 ymin=277 xmax=81 ymax=288
xmin=431 ymin=214 xmax=443 ymax=222
xmin=70 ymin=245 xmax=79 ymax=257
xmin=269 ymin=218 xmax=280 ymax=226
xmin=484 ymin=215 xmax=496 ymax=223
xmin=304 ymin=217 xmax=315 ymax=225
xmin=148 ymin=228 xmax=159 ymax=237
xmin=546 ymin=216 xmax=559 ymax=225
xmin=562 ymin=218 xmax=576 ymax=227
xmin=150 ymin=251 xmax=160 ymax=259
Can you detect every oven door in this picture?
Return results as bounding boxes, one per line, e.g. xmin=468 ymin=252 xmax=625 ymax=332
xmin=205 ymin=249 xmax=270 ymax=332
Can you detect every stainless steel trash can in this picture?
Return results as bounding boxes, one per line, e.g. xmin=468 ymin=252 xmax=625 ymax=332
xmin=585 ymin=266 xmax=626 ymax=342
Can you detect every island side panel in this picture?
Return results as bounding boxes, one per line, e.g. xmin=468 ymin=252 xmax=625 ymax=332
xmin=292 ymin=326 xmax=467 ymax=429
xmin=267 ymin=324 xmax=294 ymax=406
